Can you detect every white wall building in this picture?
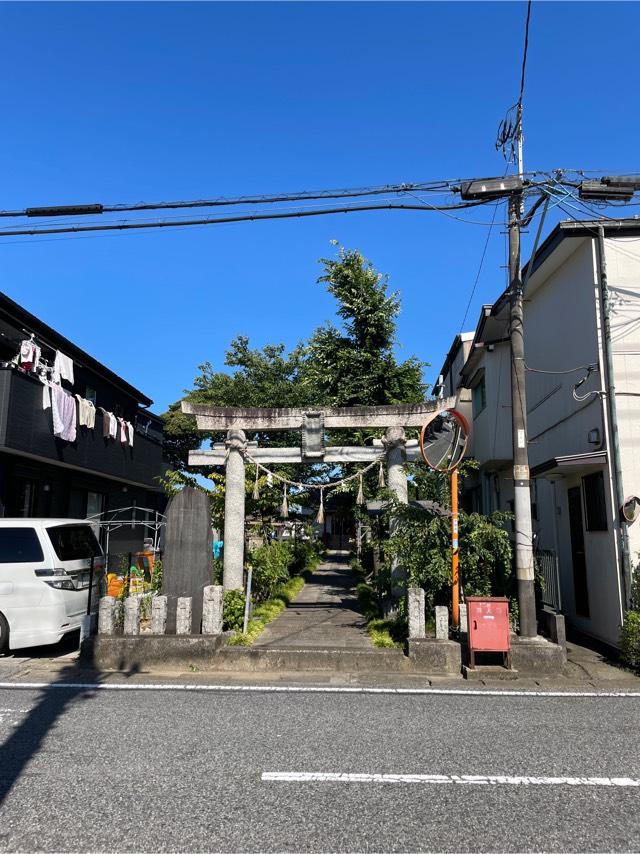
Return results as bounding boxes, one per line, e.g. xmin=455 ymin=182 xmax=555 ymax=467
xmin=437 ymin=219 xmax=640 ymax=648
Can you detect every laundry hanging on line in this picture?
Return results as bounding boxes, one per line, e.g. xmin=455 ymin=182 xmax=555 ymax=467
xmin=50 ymin=384 xmax=77 ymax=442
xmin=53 ymin=350 xmax=74 ymax=385
xmin=18 ymin=340 xmax=41 ymax=373
xmin=76 ymin=394 xmax=96 ymax=429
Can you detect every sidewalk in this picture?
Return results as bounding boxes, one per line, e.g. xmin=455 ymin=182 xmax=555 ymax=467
xmin=253 ymin=550 xmax=371 ymax=649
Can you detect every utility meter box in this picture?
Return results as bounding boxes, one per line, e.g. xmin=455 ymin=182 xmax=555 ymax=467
xmin=466 ymin=596 xmax=512 ymax=669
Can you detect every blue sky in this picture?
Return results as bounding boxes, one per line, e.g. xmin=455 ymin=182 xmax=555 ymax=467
xmin=1 ymin=1 xmax=639 ymax=412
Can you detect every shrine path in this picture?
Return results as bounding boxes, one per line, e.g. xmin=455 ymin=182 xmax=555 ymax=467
xmin=253 ymin=550 xmax=372 ymax=649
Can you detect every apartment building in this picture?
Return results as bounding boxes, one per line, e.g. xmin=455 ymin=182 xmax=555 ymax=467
xmin=436 ymin=219 xmax=640 ymax=647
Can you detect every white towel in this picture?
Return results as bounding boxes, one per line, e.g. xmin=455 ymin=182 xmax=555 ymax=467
xmin=53 ymin=350 xmax=74 ymax=385
xmin=41 ymin=378 xmax=51 ymax=410
xmin=51 ymin=384 xmax=77 ymax=442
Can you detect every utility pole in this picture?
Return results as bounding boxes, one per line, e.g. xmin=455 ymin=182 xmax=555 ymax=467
xmin=508 ymin=190 xmax=537 ymax=638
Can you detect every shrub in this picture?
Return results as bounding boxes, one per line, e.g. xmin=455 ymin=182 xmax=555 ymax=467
xmin=223 ymin=589 xmax=246 ymax=631
xmin=382 ymin=502 xmax=513 ymax=610
xmin=250 ymin=541 xmax=293 ymax=602
xmin=621 ymin=610 xmax=640 ymax=670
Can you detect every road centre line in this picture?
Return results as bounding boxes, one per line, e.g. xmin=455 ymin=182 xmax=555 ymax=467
xmin=262 ymin=772 xmax=640 ymax=787
xmin=0 ymin=681 xmax=639 ymax=698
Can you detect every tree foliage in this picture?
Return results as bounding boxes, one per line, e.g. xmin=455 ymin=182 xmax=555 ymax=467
xmin=162 ymin=245 xmax=427 ymax=510
xmin=307 ymin=247 xmax=426 ymax=407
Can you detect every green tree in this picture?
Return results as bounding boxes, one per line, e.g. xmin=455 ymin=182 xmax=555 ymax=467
xmin=161 ymin=244 xmax=427 ymax=526
xmin=307 ymin=246 xmax=426 ymax=407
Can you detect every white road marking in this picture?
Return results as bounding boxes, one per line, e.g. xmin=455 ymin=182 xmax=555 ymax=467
xmin=262 ymin=771 xmax=640 ymax=787
xmin=0 ymin=681 xmax=638 ymax=698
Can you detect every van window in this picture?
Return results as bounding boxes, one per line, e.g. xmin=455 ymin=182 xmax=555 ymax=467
xmin=47 ymin=525 xmax=101 ymax=561
xmin=0 ymin=528 xmax=44 ymax=563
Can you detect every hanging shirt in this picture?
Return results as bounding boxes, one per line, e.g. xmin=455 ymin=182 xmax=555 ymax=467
xmin=50 ymin=384 xmax=77 ymax=442
xmin=19 ymin=341 xmax=40 ymax=372
xmin=126 ymin=421 xmax=134 ymax=447
xmin=109 ymin=412 xmax=118 ymax=439
xmin=99 ymin=408 xmax=110 ymax=438
xmin=53 ymin=350 xmax=74 ymax=385
xmin=118 ymin=418 xmax=128 ymax=444
xmin=76 ymin=395 xmax=96 ymax=429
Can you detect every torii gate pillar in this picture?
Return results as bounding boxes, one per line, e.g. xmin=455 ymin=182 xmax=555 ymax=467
xmin=223 ymin=429 xmax=247 ymax=591
xmin=385 ymin=426 xmax=408 ymax=602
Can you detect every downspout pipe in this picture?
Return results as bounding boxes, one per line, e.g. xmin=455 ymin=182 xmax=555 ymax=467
xmin=596 ymin=225 xmax=631 ymax=609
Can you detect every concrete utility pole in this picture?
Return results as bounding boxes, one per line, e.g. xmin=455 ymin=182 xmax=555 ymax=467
xmin=508 ymin=191 xmax=537 ymax=638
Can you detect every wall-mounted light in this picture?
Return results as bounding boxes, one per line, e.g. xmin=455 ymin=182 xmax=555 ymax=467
xmin=588 ymin=428 xmax=601 ymax=445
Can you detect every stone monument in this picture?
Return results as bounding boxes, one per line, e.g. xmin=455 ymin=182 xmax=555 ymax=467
xmin=162 ymin=487 xmax=213 ymax=633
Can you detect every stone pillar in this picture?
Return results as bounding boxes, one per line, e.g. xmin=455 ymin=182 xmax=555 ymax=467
xmin=123 ymin=596 xmax=141 ymax=636
xmin=98 ymin=596 xmax=116 ymax=635
xmin=408 ymin=588 xmax=425 ymax=638
xmin=223 ymin=429 xmax=247 ymax=591
xmin=385 ymin=426 xmax=408 ymax=601
xmin=459 ymin=602 xmax=468 ymax=638
xmin=435 ymin=606 xmax=449 ymax=640
xmin=176 ymin=597 xmax=193 ymax=635
xmin=151 ymin=596 xmax=168 ymax=635
xmin=202 ymin=585 xmax=224 ymax=635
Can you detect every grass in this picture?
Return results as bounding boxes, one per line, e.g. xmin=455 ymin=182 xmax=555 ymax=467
xmin=354 ymin=574 xmax=408 ymax=649
xmin=367 ymin=617 xmax=407 ymax=648
xmin=228 ymin=574 xmax=306 ymax=646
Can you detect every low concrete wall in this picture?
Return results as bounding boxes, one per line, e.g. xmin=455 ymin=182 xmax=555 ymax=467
xmin=407 ymin=639 xmax=461 ymax=675
xmin=538 ymin=608 xmax=567 ymax=648
xmin=81 ymin=635 xmax=228 ymax=671
xmin=510 ymin=635 xmax=567 ymax=675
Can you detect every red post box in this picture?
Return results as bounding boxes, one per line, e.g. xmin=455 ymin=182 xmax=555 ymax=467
xmin=466 ymin=596 xmax=512 ymax=669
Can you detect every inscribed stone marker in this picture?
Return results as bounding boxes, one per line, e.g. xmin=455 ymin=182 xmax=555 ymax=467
xmin=162 ymin=487 xmax=213 ymax=633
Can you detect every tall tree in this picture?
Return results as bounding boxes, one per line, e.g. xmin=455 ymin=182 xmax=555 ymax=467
xmin=306 ymin=246 xmax=426 ymax=407
xmin=163 ymin=245 xmax=427 ymax=470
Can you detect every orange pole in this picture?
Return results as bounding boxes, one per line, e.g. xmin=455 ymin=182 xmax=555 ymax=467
xmin=451 ymin=468 xmax=460 ymax=629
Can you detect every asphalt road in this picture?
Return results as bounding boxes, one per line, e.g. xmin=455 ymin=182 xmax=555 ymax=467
xmin=1 ymin=680 xmax=639 ymax=853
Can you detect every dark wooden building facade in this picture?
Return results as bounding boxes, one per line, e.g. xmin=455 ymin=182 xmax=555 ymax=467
xmin=0 ymin=292 xmax=166 ymax=528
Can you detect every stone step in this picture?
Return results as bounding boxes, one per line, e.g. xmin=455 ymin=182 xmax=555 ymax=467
xmin=214 ymin=646 xmax=411 ymax=673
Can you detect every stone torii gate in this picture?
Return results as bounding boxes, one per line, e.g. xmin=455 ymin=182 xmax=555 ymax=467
xmin=182 ymin=399 xmax=456 ymax=593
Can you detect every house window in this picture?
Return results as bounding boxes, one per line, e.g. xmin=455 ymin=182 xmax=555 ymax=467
xmin=472 ymin=374 xmax=486 ymax=418
xmin=583 ymin=471 xmax=607 ymax=531
xmin=86 ymin=492 xmax=104 ymax=519
xmin=85 ymin=386 xmax=97 ymax=405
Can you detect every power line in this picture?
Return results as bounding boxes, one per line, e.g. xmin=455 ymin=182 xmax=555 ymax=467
xmin=0 ymin=199 xmax=500 ymax=239
xmin=519 ymin=0 xmax=532 ymax=105
xmin=459 ymin=202 xmax=500 ymax=332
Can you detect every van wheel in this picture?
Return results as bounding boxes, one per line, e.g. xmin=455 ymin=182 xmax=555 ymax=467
xmin=0 ymin=613 xmax=9 ymax=655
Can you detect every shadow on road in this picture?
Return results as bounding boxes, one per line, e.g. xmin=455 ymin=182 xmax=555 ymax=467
xmin=0 ymin=651 xmax=139 ymax=807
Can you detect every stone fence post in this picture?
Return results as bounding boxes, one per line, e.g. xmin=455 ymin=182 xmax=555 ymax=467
xmin=151 ymin=596 xmax=168 ymax=635
xmin=435 ymin=606 xmax=449 ymax=640
xmin=407 ymin=588 xmax=425 ymax=639
xmin=202 ymin=586 xmax=224 ymax=635
xmin=176 ymin=597 xmax=193 ymax=635
xmin=98 ymin=596 xmax=116 ymax=635
xmin=123 ymin=596 xmax=141 ymax=636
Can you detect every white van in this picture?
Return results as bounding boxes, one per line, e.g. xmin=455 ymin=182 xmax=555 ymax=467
xmin=0 ymin=519 xmax=104 ymax=654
